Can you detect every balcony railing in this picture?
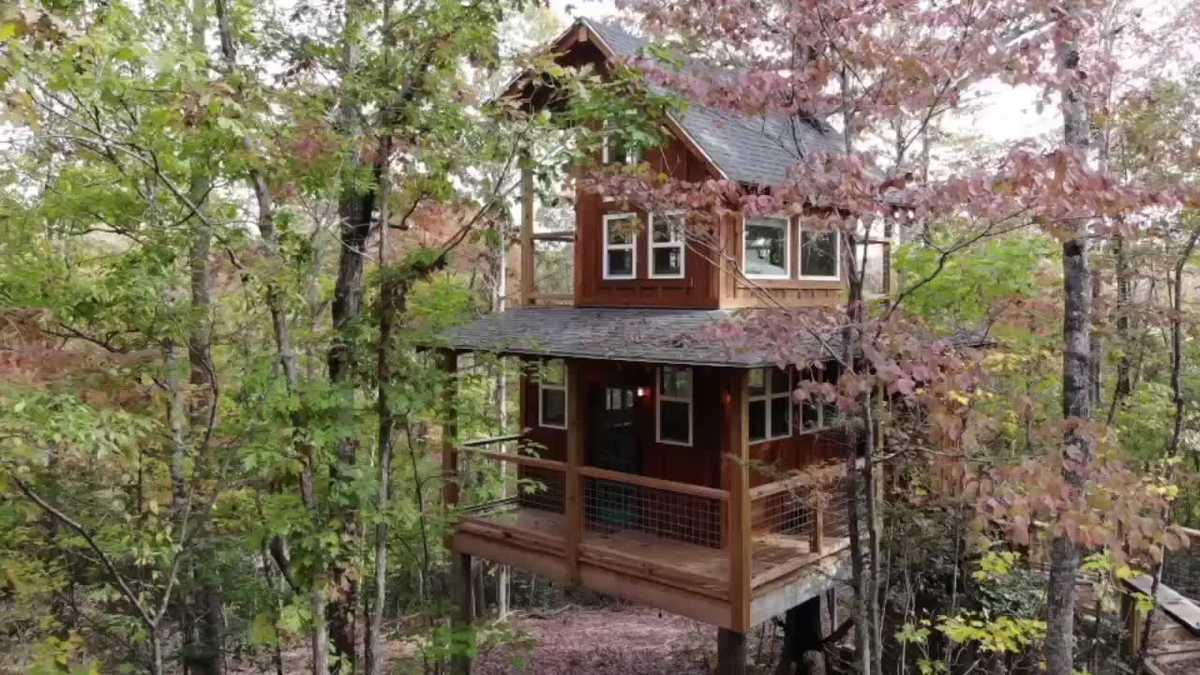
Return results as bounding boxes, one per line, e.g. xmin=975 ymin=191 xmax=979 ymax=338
xmin=451 ymin=435 xmax=851 ymax=619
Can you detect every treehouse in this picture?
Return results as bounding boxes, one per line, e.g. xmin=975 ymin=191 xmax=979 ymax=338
xmin=434 ymin=18 xmax=859 ymax=672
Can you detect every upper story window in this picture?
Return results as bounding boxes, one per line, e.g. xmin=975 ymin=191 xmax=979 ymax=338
xmin=657 ymin=365 xmax=693 ymax=446
xmin=602 ymin=133 xmax=641 ymax=165
xmin=749 ymin=367 xmax=791 ymax=443
xmin=799 ymin=229 xmax=840 ymax=280
xmin=538 ymin=359 xmax=567 ymax=429
xmin=649 ymin=212 xmax=686 ymax=279
xmin=744 ymin=217 xmax=791 ymax=279
xmin=603 ymin=213 xmax=637 ymax=280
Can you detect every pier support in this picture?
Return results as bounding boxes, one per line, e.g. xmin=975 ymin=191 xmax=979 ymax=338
xmin=450 ymin=552 xmax=474 ymax=675
xmin=718 ymin=628 xmax=747 ymax=675
xmin=782 ymin=595 xmax=826 ymax=675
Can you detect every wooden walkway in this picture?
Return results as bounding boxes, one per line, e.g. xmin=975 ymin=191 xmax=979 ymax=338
xmin=1128 ymin=577 xmax=1200 ymax=675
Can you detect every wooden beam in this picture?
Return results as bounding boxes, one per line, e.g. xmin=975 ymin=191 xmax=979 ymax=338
xmin=450 ymin=552 xmax=473 ymax=675
xmin=519 ymin=160 xmax=535 ymax=306
xmin=564 ymin=359 xmax=584 ymax=584
xmin=724 ymin=368 xmax=752 ymax=632
xmin=577 ymin=465 xmax=730 ymax=502
xmin=531 ymin=230 xmax=575 ymax=242
xmin=810 ymin=499 xmax=825 ymax=554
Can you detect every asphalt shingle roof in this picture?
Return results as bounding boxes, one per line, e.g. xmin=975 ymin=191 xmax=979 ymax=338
xmin=581 ymin=18 xmax=844 ymax=186
xmin=435 ymin=307 xmax=780 ymax=368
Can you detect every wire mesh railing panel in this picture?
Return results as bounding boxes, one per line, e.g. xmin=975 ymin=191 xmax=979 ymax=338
xmin=750 ymin=479 xmax=852 ymax=551
xmin=582 ymin=477 xmax=723 ymax=549
xmin=457 ymin=438 xmax=566 ymax=515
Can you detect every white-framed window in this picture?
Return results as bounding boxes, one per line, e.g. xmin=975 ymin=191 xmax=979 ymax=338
xmin=743 ymin=217 xmax=791 ymax=279
xmin=602 ymin=132 xmax=641 ymax=165
xmin=603 ymin=213 xmax=638 ymax=280
xmin=799 ymin=397 xmax=839 ymax=433
xmin=538 ymin=359 xmax=567 ymax=429
xmin=648 ymin=212 xmax=686 ymax=279
xmin=799 ymin=228 xmax=841 ymax=280
xmin=749 ymin=367 xmax=791 ymax=443
xmin=656 ymin=365 xmax=693 ymax=446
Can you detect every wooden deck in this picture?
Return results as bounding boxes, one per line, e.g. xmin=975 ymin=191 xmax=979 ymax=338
xmin=453 ymin=505 xmax=849 ymax=629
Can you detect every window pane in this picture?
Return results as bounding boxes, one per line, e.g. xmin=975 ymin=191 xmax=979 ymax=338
xmin=653 ymin=214 xmax=683 ymax=243
xmin=749 ymin=368 xmax=766 ymax=397
xmin=823 ymin=402 xmax=838 ymax=427
xmin=749 ymin=399 xmax=766 ymax=441
xmin=606 ymin=135 xmax=630 ymax=165
xmin=745 ymin=218 xmax=788 ymax=277
xmin=652 ymin=247 xmax=682 ymax=276
xmin=661 ymin=366 xmax=692 ymax=399
xmin=542 ymin=390 xmax=566 ymax=426
xmin=800 ymin=401 xmax=819 ymax=430
xmin=770 ymin=368 xmax=789 ymax=393
xmin=659 ymin=400 xmax=690 ymax=443
xmin=800 ymin=230 xmax=838 ymax=278
xmin=607 ymin=250 xmax=634 ymax=277
xmin=607 ymin=217 xmax=634 ymax=245
xmin=771 ymin=397 xmax=791 ymax=437
xmin=543 ymin=359 xmax=564 ymax=385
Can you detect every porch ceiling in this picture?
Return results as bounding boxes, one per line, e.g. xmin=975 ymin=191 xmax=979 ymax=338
xmin=433 ymin=306 xmax=794 ymax=368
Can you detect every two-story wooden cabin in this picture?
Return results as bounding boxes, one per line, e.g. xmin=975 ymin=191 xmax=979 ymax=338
xmin=435 ymin=18 xmax=855 ymax=674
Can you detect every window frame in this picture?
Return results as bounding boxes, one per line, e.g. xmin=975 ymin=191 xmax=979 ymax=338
xmin=602 ymin=212 xmax=639 ymax=280
xmin=742 ymin=216 xmax=793 ymax=280
xmin=537 ymin=359 xmax=568 ymax=430
xmin=798 ymin=227 xmax=842 ymax=281
xmin=601 ymin=133 xmax=641 ymax=165
xmin=656 ymin=365 xmax=694 ymax=447
xmin=647 ymin=211 xmax=687 ymax=279
xmin=748 ymin=367 xmax=792 ymax=443
xmin=798 ymin=398 xmax=838 ymax=434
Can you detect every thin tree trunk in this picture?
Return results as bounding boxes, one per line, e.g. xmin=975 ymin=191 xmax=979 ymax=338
xmin=1108 ymin=234 xmax=1133 ymax=424
xmin=1045 ymin=3 xmax=1093 ymax=673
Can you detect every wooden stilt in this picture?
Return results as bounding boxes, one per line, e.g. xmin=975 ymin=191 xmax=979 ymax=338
xmin=782 ymin=596 xmax=825 ymax=675
xmin=717 ymin=628 xmax=747 ymax=675
xmin=450 ymin=552 xmax=474 ymax=675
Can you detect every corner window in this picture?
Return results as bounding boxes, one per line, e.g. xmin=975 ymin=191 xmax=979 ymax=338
xmin=749 ymin=367 xmax=791 ymax=443
xmin=799 ymin=229 xmax=840 ymax=279
xmin=744 ymin=217 xmax=791 ymax=279
xmin=603 ymin=213 xmax=638 ymax=280
xmin=799 ymin=398 xmax=838 ymax=433
xmin=657 ymin=366 xmax=693 ymax=446
xmin=538 ymin=359 xmax=567 ymax=429
xmin=649 ymin=212 xmax=686 ymax=279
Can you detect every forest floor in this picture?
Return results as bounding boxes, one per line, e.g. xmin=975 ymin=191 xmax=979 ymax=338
xmin=472 ymin=605 xmax=718 ymax=674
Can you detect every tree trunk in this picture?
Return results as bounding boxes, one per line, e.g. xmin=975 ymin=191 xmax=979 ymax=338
xmin=1044 ymin=3 xmax=1093 ymax=673
xmin=1108 ymin=234 xmax=1133 ymax=423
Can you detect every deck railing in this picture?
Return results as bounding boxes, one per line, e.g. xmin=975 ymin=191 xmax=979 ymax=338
xmin=580 ymin=466 xmax=727 ymax=548
xmin=457 ymin=434 xmax=566 ymax=515
xmin=749 ymin=474 xmax=850 ymax=554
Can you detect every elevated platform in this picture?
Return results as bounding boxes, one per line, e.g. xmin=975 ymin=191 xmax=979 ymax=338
xmin=453 ymin=502 xmax=850 ymax=629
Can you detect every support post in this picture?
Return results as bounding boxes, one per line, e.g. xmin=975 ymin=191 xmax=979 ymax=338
xmin=564 ymin=359 xmax=584 ymax=584
xmin=519 ymin=157 xmax=535 ymax=306
xmin=440 ymin=350 xmax=460 ymax=511
xmin=450 ymin=552 xmax=473 ymax=675
xmin=724 ymin=369 xmax=751 ymax=631
xmin=717 ymin=628 xmax=747 ymax=675
xmin=783 ymin=596 xmax=826 ymax=675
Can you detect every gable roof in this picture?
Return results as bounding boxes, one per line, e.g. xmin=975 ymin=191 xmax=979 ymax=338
xmin=578 ymin=18 xmax=844 ymax=187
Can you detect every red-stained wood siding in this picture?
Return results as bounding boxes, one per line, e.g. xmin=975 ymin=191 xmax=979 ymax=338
xmin=518 ymin=358 xmax=842 ymax=489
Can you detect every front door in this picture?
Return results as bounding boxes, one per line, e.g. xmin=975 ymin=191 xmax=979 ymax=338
xmin=588 ymin=385 xmax=641 ymax=527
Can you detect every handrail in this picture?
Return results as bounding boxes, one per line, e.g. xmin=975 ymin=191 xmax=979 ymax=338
xmin=461 ymin=433 xmax=523 ymax=447
xmin=748 ymin=472 xmax=812 ymax=501
xmin=578 ymin=465 xmax=729 ymax=502
xmin=459 ymin=447 xmax=566 ymax=473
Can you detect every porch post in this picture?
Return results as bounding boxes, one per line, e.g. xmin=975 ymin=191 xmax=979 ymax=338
xmin=723 ymin=367 xmax=752 ymax=672
xmin=564 ymin=359 xmax=584 ymax=584
xmin=440 ymin=349 xmax=460 ymax=511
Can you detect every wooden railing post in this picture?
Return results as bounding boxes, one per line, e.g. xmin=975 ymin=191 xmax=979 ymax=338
xmin=564 ymin=359 xmax=584 ymax=584
xmin=440 ymin=349 xmax=460 ymax=511
xmin=724 ymin=369 xmax=751 ymax=632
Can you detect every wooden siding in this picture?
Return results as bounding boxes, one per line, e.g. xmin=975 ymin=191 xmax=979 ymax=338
xmin=520 ymin=358 xmax=844 ymax=489
xmin=717 ymin=213 xmax=846 ymax=309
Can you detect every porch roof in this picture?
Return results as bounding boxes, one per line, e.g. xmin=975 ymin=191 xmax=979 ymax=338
xmin=434 ymin=306 xmax=802 ymax=368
